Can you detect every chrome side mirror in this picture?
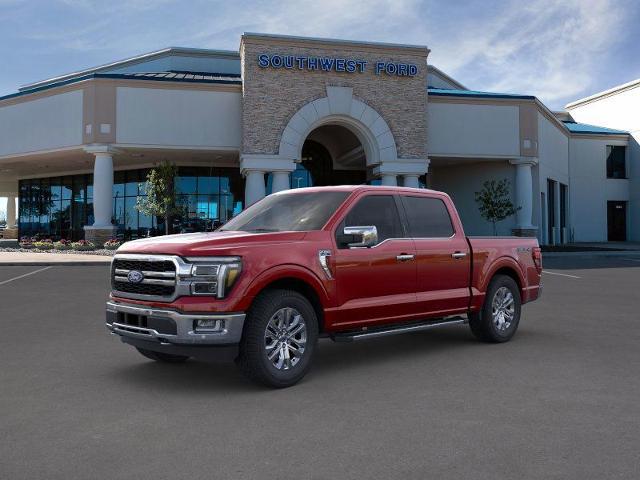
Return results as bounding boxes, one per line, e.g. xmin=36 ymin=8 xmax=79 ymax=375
xmin=340 ymin=225 xmax=378 ymax=248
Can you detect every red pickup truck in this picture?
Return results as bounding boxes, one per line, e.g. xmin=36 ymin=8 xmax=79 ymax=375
xmin=107 ymin=186 xmax=542 ymax=387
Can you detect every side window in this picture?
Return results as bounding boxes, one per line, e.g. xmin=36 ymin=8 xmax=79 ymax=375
xmin=401 ymin=196 xmax=454 ymax=238
xmin=343 ymin=195 xmax=403 ymax=244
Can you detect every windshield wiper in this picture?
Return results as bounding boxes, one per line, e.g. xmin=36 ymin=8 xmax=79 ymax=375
xmin=245 ymin=228 xmax=280 ymax=233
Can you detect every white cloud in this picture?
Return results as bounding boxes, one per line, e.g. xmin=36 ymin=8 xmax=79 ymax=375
xmin=2 ymin=0 xmax=635 ymax=109
xmin=426 ymin=0 xmax=629 ymax=107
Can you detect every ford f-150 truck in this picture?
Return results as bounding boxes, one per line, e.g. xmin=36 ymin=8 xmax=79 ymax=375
xmin=107 ymin=186 xmax=542 ymax=387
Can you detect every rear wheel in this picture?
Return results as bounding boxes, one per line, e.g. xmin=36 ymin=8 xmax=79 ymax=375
xmin=469 ymin=275 xmax=521 ymax=343
xmin=136 ymin=347 xmax=189 ymax=363
xmin=237 ymin=289 xmax=318 ymax=388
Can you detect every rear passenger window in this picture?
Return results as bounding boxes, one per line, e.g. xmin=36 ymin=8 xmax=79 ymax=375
xmin=343 ymin=195 xmax=403 ymax=244
xmin=401 ymin=196 xmax=454 ymax=238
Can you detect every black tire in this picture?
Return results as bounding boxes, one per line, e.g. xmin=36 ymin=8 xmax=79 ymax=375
xmin=135 ymin=347 xmax=189 ymax=363
xmin=469 ymin=275 xmax=521 ymax=343
xmin=237 ymin=289 xmax=319 ymax=388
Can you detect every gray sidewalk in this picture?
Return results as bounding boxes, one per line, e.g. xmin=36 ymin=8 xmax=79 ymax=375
xmin=0 ymin=252 xmax=112 ymax=266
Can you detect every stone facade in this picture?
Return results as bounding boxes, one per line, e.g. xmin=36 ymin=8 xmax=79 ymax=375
xmin=240 ymin=34 xmax=429 ymax=161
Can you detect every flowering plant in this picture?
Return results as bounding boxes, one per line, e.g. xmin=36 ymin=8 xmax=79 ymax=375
xmin=54 ymin=239 xmax=73 ymax=250
xmin=19 ymin=236 xmax=34 ymax=249
xmin=33 ymin=239 xmax=54 ymax=250
xmin=103 ymin=238 xmax=123 ymax=250
xmin=71 ymin=240 xmax=96 ymax=251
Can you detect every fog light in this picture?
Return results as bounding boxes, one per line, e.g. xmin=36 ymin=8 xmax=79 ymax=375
xmin=191 ymin=282 xmax=218 ymax=295
xmin=194 ymin=319 xmax=224 ymax=332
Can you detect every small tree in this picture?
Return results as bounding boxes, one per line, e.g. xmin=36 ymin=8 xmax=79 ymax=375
xmin=474 ymin=179 xmax=519 ymax=236
xmin=136 ymin=161 xmax=182 ymax=235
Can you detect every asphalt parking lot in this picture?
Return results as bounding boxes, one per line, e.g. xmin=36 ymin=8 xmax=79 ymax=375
xmin=1 ymin=256 xmax=639 ymax=479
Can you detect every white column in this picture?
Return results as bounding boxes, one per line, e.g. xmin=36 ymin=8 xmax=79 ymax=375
xmin=402 ymin=175 xmax=420 ymax=189
xmin=271 ymin=171 xmax=290 ymax=193
xmin=245 ymin=170 xmax=266 ymax=206
xmin=92 ymin=152 xmax=114 ymax=227
xmin=510 ymin=158 xmax=537 ymax=229
xmin=381 ymin=174 xmax=397 ymax=186
xmin=6 ymin=195 xmax=17 ymax=228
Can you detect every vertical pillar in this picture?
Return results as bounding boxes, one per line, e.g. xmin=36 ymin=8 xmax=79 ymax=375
xmin=509 ymin=158 xmax=538 ymax=237
xmin=6 ymin=195 xmax=16 ymax=228
xmin=84 ymin=145 xmax=117 ymax=243
xmin=244 ymin=170 xmax=266 ymax=206
xmin=92 ymin=152 xmax=114 ymax=227
xmin=271 ymin=171 xmax=290 ymax=193
xmin=402 ymin=175 xmax=420 ymax=189
xmin=381 ymin=174 xmax=397 ymax=186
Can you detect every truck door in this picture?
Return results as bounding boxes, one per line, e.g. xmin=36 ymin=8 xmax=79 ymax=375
xmin=332 ymin=194 xmax=417 ymax=328
xmin=399 ymin=194 xmax=471 ymax=316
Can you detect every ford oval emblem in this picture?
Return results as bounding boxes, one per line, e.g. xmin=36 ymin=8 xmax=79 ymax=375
xmin=127 ymin=270 xmax=144 ymax=284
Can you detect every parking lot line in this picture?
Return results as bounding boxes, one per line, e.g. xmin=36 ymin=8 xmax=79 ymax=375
xmin=0 ymin=266 xmax=52 ymax=286
xmin=542 ymin=270 xmax=581 ymax=279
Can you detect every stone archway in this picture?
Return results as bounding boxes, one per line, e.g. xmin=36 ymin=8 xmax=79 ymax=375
xmin=240 ymin=85 xmax=429 ymax=205
xmin=278 ymin=86 xmax=398 ymax=167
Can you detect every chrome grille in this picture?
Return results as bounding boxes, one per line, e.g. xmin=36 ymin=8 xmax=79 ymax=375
xmin=112 ymin=258 xmax=177 ymax=298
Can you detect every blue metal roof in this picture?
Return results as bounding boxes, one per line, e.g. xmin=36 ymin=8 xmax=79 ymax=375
xmin=562 ymin=121 xmax=628 ymax=135
xmin=428 ymin=87 xmax=535 ymax=100
xmin=0 ymin=71 xmax=242 ymax=102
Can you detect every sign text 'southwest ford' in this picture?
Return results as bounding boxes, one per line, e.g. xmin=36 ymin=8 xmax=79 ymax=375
xmin=257 ymin=53 xmax=418 ymax=77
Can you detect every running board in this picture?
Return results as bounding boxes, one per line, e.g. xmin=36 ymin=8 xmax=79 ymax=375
xmin=330 ymin=316 xmax=467 ymax=343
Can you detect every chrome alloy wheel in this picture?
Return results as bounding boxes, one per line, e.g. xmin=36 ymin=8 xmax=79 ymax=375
xmin=492 ymin=286 xmax=515 ymax=332
xmin=264 ymin=307 xmax=308 ymax=370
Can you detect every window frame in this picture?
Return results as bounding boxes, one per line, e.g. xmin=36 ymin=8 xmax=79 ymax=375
xmin=398 ymin=194 xmax=456 ymax=239
xmin=334 ymin=193 xmax=408 ymax=248
xmin=606 ymin=145 xmax=627 ymax=179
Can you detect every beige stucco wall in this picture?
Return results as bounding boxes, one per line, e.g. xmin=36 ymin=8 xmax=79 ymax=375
xmin=115 ymin=86 xmax=242 ymax=148
xmin=427 ymin=101 xmax=520 ymax=157
xmin=0 ymin=90 xmax=83 ymax=157
xmin=240 ymin=35 xmax=428 ymax=160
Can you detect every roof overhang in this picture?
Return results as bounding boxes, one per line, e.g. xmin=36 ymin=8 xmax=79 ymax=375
xmin=19 ymin=47 xmax=240 ymax=93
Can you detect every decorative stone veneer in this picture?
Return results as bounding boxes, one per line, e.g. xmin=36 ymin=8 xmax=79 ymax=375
xmin=240 ymin=35 xmax=429 ymax=161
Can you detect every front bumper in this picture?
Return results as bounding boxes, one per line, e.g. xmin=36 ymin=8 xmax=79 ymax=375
xmin=106 ymin=301 xmax=245 ymax=346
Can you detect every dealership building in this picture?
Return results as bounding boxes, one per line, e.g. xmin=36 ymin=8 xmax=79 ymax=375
xmin=0 ymin=33 xmax=637 ymax=244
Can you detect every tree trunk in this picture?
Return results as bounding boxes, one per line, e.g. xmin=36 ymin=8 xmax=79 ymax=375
xmin=164 ymin=215 xmax=170 ymax=235
xmin=492 ymin=221 xmax=498 ymax=236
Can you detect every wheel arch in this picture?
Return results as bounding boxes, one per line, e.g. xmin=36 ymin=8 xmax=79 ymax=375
xmin=484 ymin=258 xmax=526 ymax=297
xmin=243 ymin=265 xmax=329 ymax=332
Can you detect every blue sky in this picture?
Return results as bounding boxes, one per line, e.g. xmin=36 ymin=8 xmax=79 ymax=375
xmin=1 ymin=0 xmax=640 ymax=215
xmin=1 ymin=0 xmax=639 ymax=109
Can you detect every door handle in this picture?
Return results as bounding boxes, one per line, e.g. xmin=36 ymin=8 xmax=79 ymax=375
xmin=451 ymin=252 xmax=467 ymax=259
xmin=396 ymin=254 xmax=415 ymax=262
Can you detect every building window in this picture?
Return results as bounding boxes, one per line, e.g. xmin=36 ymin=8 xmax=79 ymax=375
xmin=173 ymin=166 xmax=244 ymax=234
xmin=606 ymin=146 xmax=626 ymax=179
xmin=18 ymin=166 xmax=244 ymax=240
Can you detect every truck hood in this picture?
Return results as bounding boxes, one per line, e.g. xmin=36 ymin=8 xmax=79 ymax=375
xmin=117 ymin=231 xmax=307 ymax=257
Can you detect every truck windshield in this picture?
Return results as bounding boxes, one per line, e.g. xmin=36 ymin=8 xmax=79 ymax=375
xmin=220 ymin=191 xmax=349 ymax=232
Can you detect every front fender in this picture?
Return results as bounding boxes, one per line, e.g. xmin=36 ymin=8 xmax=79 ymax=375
xmin=240 ymin=263 xmax=332 ymax=309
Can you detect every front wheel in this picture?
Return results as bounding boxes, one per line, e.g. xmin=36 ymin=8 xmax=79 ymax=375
xmin=237 ymin=289 xmax=318 ymax=388
xmin=469 ymin=275 xmax=522 ymax=343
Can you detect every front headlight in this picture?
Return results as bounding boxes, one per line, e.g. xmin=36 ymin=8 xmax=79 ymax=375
xmin=185 ymin=256 xmax=242 ymax=298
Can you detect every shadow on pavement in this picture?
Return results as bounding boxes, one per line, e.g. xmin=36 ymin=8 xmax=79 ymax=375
xmin=103 ymin=325 xmax=550 ymax=393
xmin=543 ymin=256 xmax=640 ymax=270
